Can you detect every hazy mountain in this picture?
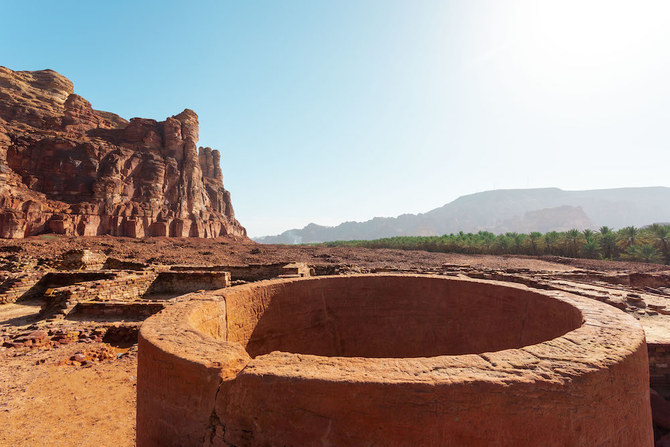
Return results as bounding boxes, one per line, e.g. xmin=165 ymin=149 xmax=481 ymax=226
xmin=256 ymin=187 xmax=670 ymax=244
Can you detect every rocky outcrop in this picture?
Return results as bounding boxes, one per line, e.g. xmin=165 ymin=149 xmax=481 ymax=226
xmin=0 ymin=66 xmax=246 ymax=239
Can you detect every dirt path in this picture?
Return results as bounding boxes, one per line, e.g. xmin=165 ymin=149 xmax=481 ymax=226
xmin=0 ymin=344 xmax=136 ymax=447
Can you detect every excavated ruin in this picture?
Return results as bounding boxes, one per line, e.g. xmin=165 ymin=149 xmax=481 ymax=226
xmin=137 ymin=274 xmax=653 ymax=446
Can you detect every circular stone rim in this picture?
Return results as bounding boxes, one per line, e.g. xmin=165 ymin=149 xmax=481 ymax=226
xmin=139 ymin=274 xmax=647 ymax=386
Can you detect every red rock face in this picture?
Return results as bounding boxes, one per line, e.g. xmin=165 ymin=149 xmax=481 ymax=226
xmin=0 ymin=66 xmax=246 ymax=239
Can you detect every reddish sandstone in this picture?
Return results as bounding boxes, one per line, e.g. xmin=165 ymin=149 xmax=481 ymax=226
xmin=137 ymin=275 xmax=653 ymax=446
xmin=0 ymin=66 xmax=246 ymax=239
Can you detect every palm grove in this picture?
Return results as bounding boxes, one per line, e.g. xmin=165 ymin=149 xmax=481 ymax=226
xmin=325 ymin=224 xmax=670 ymax=265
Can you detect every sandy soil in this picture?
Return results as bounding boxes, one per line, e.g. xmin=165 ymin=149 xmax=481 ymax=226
xmin=0 ymin=343 xmax=136 ymax=447
xmin=0 ymin=238 xmax=668 ymax=446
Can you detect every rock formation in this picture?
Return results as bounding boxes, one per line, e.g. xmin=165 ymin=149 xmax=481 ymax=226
xmin=0 ymin=66 xmax=246 ymax=238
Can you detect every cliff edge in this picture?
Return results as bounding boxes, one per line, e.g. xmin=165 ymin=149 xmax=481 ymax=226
xmin=0 ymin=67 xmax=246 ymax=239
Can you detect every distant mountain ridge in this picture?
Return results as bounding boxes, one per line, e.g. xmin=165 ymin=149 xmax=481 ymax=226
xmin=256 ymin=187 xmax=670 ymax=244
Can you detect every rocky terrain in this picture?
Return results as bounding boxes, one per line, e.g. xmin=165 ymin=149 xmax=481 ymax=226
xmin=0 ymin=67 xmax=246 ymax=239
xmin=0 ymin=240 xmax=670 ymax=445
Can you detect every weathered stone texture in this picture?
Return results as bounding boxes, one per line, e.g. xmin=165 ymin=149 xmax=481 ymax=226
xmin=146 ymin=272 xmax=231 ymax=295
xmin=649 ymin=342 xmax=670 ymax=388
xmin=169 ymin=262 xmax=311 ymax=282
xmin=60 ymin=249 xmax=107 ymax=270
xmin=137 ymin=275 xmax=653 ymax=446
xmin=0 ymin=66 xmax=246 ymax=239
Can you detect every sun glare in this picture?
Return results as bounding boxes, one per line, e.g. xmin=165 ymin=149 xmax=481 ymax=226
xmin=504 ymin=0 xmax=670 ymax=92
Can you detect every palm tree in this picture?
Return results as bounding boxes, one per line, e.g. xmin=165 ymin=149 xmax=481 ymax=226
xmin=543 ymin=231 xmax=559 ymax=255
xmin=582 ymin=237 xmax=599 ymax=259
xmin=495 ymin=234 xmax=511 ymax=254
xmin=506 ymin=232 xmax=525 ymax=254
xmin=565 ymin=229 xmax=581 ymax=258
xmin=528 ymin=232 xmax=541 ymax=255
xmin=618 ymin=226 xmax=638 ymax=250
xmin=477 ymin=231 xmax=495 ymax=253
xmin=599 ymin=226 xmax=617 ymax=259
xmin=648 ymin=224 xmax=670 ymax=264
xmin=581 ymin=230 xmax=599 ymax=258
xmin=625 ymin=244 xmax=662 ymax=263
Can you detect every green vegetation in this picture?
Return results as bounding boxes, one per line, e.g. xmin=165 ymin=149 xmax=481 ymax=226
xmin=321 ymin=224 xmax=670 ymax=265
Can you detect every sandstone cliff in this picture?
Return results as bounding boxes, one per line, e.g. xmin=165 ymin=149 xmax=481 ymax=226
xmin=0 ymin=67 xmax=246 ymax=239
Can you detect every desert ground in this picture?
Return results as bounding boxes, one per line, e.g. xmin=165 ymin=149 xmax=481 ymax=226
xmin=1 ymin=236 xmax=670 ymax=446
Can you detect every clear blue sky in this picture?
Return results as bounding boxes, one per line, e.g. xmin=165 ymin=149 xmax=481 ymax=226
xmin=2 ymin=1 xmax=669 ymax=237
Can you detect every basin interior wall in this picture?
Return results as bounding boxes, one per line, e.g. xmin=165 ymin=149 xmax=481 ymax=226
xmin=224 ymin=275 xmax=584 ymax=358
xmin=137 ymin=275 xmax=653 ymax=447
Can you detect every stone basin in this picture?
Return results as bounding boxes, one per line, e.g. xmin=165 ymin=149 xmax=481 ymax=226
xmin=137 ymin=274 xmax=652 ymax=446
